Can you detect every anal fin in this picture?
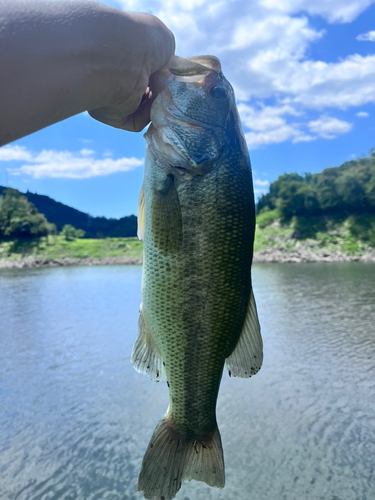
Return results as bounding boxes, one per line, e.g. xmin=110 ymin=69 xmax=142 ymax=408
xmin=226 ymin=289 xmax=263 ymax=378
xmin=131 ymin=304 xmax=166 ymax=382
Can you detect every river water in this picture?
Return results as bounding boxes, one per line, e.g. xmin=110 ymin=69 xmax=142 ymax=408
xmin=1 ymin=263 xmax=374 ymax=500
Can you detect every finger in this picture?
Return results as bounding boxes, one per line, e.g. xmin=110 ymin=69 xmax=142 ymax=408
xmin=88 ymin=90 xmax=153 ymax=133
xmin=148 ymin=65 xmax=171 ymax=101
xmin=119 ymin=94 xmax=154 ymax=132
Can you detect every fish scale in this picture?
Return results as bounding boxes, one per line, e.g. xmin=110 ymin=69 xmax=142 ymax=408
xmin=132 ymin=54 xmax=263 ymax=500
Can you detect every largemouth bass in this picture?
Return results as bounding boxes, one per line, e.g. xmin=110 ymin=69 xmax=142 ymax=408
xmin=132 ymin=55 xmax=262 ymax=500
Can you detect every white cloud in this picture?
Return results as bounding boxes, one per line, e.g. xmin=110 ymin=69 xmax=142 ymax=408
xmin=245 ymin=126 xmax=298 ymax=148
xmin=238 ymin=103 xmax=300 ymax=131
xmin=254 ymin=180 xmax=270 ymax=197
xmin=280 ymin=55 xmax=375 ymax=109
xmin=254 ymin=179 xmax=270 ymax=187
xmin=2 ymin=0 xmax=366 ymax=156
xmin=115 ymin=0 xmax=375 ymax=107
xmin=293 ymin=134 xmax=315 ymax=143
xmin=260 ymin=0 xmax=375 ymax=23
xmin=117 ymin=0 xmax=375 ymax=24
xmin=79 ymin=148 xmax=95 ymax=157
xmin=254 ymin=188 xmax=269 ymax=200
xmin=238 ymin=103 xmax=314 ymax=147
xmin=308 ymin=115 xmax=353 ymax=139
xmin=237 ymin=103 xmax=353 ymax=147
xmin=229 ymin=14 xmax=322 ymax=52
xmin=357 ymin=30 xmax=375 ymax=41
xmin=356 ymin=111 xmax=369 ymax=117
xmin=0 ymin=146 xmax=143 ymax=179
xmin=0 ymin=145 xmax=32 ymax=161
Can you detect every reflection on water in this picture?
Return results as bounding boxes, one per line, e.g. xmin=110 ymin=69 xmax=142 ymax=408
xmin=1 ymin=264 xmax=374 ymax=500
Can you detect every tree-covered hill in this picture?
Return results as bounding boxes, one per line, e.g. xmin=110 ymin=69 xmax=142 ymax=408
xmin=0 ymin=186 xmax=137 ymax=238
xmin=257 ymin=150 xmax=375 ymax=218
xmin=0 ymin=188 xmax=56 ymax=239
xmin=254 ymin=151 xmax=375 ymax=261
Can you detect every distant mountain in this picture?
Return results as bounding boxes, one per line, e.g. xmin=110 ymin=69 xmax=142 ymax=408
xmin=0 ymin=186 xmax=137 ymax=238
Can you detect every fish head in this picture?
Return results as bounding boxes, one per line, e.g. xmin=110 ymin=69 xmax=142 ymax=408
xmin=145 ymin=55 xmax=237 ymax=179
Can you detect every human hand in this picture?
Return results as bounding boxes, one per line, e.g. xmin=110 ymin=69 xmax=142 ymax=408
xmin=0 ymin=2 xmax=174 ymax=146
xmin=88 ymin=11 xmax=175 ymax=133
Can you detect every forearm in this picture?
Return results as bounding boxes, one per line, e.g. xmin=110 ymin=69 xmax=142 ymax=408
xmin=0 ymin=0 xmax=174 ymax=146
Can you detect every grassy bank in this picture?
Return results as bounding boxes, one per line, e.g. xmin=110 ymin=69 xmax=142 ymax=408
xmin=254 ymin=209 xmax=375 ymax=261
xmin=0 ymin=236 xmax=143 ymax=267
xmin=1 ymin=212 xmax=375 ymax=268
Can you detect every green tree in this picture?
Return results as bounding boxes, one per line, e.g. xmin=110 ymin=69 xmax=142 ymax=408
xmin=61 ymin=224 xmax=85 ymax=240
xmin=277 ymin=181 xmax=319 ymax=218
xmin=0 ymin=188 xmax=56 ymax=238
xmin=256 ymin=150 xmax=375 ymax=217
xmin=315 ymin=168 xmax=340 ymax=212
xmin=364 ymin=175 xmax=375 ymax=209
xmin=336 ymin=173 xmax=367 ymax=213
xmin=257 ymin=173 xmax=307 ymax=213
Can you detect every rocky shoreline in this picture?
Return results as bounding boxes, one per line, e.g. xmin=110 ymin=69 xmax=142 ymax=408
xmin=253 ymin=248 xmax=375 ymax=263
xmin=1 ymin=249 xmax=375 ymax=269
xmin=0 ymin=256 xmax=143 ymax=269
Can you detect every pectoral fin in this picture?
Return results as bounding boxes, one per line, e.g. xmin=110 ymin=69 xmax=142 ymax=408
xmin=151 ymin=175 xmax=182 ymax=254
xmin=131 ymin=304 xmax=166 ymax=382
xmin=137 ymin=184 xmax=145 ymax=240
xmin=226 ymin=290 xmax=263 ymax=378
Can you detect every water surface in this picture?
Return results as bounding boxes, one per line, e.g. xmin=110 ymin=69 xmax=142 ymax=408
xmin=1 ymin=264 xmax=374 ymax=500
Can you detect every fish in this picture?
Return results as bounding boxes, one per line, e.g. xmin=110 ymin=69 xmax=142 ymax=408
xmin=132 ymin=54 xmax=263 ymax=500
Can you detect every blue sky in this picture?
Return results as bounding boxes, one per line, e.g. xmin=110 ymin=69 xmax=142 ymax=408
xmin=1 ymin=0 xmax=375 ymax=218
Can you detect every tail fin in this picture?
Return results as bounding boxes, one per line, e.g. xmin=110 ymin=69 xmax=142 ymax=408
xmin=138 ymin=415 xmax=225 ymax=500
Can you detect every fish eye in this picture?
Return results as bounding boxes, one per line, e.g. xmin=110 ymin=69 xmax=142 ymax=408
xmin=209 ymin=86 xmax=227 ymax=99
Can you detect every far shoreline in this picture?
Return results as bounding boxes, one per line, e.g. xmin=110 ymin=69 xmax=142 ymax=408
xmin=1 ymin=249 xmax=375 ymax=269
xmin=0 ymin=256 xmax=143 ymax=269
xmin=253 ymin=249 xmax=375 ymax=264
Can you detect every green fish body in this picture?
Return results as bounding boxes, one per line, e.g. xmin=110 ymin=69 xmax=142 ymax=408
xmin=132 ymin=55 xmax=262 ymax=500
